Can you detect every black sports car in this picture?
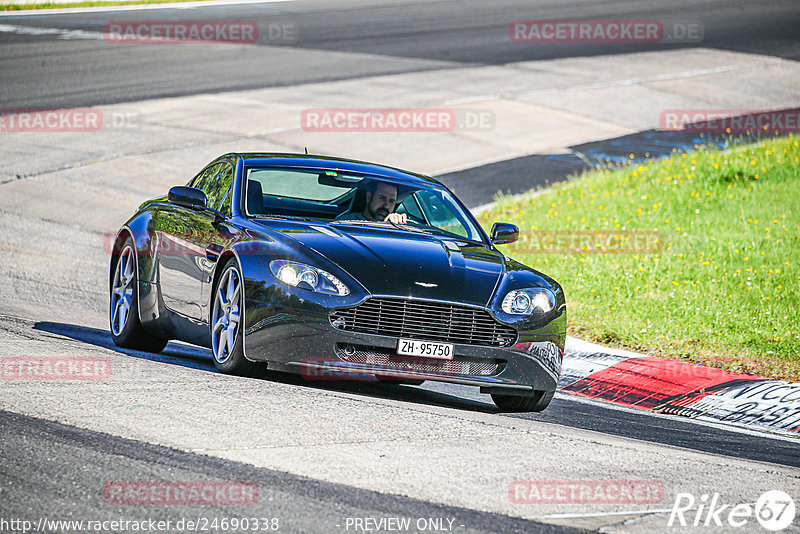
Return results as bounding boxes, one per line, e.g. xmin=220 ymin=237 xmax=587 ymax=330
xmin=109 ymin=153 xmax=566 ymax=411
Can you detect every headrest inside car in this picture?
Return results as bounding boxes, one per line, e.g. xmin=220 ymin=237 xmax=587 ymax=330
xmin=247 ymin=179 xmax=263 ymax=214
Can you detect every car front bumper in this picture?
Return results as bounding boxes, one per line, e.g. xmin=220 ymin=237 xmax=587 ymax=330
xmin=242 ymin=288 xmax=566 ymax=394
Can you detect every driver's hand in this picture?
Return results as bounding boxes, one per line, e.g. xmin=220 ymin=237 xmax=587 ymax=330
xmin=385 ymin=212 xmax=408 ymax=224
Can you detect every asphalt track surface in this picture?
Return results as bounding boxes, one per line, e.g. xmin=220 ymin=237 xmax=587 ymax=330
xmin=1 ymin=1 xmax=799 ymax=532
xmin=0 ymin=0 xmax=798 ymax=109
xmin=1 ymin=410 xmax=582 ymax=534
xmin=23 ymin=320 xmax=800 ymax=471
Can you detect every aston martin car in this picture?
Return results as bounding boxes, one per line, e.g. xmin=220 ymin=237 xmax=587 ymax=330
xmin=109 ymin=153 xmax=566 ymax=411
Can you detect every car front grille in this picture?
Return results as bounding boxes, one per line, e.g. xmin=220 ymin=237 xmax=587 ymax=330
xmin=329 ymin=297 xmax=517 ymax=347
xmin=335 ymin=345 xmax=500 ymax=376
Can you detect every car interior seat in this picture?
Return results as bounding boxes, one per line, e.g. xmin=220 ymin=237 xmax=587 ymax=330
xmin=246 ymin=179 xmax=263 ymax=215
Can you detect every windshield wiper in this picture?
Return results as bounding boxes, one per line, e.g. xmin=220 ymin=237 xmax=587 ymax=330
xmin=251 ymin=214 xmax=315 ymax=220
xmin=387 ymin=221 xmax=433 ymax=234
xmin=331 ymin=219 xmax=432 ymax=234
xmin=330 ymin=219 xmax=389 ymax=226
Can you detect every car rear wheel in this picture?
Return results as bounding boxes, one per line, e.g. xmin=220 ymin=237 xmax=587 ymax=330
xmin=211 ymin=257 xmax=265 ymax=378
xmin=491 ymin=389 xmax=555 ymax=412
xmin=109 ymin=238 xmax=168 ymax=353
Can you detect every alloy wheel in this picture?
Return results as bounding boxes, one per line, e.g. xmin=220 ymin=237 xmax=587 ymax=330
xmin=212 ymin=266 xmax=241 ymax=364
xmin=110 ymin=246 xmax=135 ymax=336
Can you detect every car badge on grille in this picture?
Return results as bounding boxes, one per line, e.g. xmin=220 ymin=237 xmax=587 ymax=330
xmin=414 ymin=282 xmax=438 ymax=287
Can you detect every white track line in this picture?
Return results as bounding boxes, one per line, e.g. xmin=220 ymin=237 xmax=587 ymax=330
xmin=539 ymin=508 xmax=674 ymax=520
xmin=0 ymin=22 xmax=102 ymax=38
xmin=0 ymin=0 xmax=293 ymax=17
xmin=444 ymin=59 xmax=786 ymax=105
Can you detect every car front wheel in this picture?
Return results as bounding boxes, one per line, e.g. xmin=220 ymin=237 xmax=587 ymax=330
xmin=491 ymin=389 xmax=555 ymax=412
xmin=211 ymin=257 xmax=265 ymax=378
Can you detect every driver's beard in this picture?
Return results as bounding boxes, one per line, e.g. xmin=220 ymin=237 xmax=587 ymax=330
xmin=368 ymin=204 xmax=388 ymax=220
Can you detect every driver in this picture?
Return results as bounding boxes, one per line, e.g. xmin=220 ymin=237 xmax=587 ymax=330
xmin=337 ymin=181 xmax=407 ymax=224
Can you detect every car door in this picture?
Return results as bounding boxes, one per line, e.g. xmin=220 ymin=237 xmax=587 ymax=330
xmin=157 ymin=163 xmax=221 ymax=321
xmin=197 ymin=162 xmax=238 ymax=323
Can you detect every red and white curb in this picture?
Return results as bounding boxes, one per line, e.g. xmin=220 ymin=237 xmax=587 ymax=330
xmin=560 ymin=337 xmax=800 ymax=437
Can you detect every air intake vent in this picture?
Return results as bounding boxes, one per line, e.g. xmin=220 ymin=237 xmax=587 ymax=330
xmin=330 ymin=298 xmax=517 ymax=347
xmin=336 ymin=345 xmax=500 ymax=376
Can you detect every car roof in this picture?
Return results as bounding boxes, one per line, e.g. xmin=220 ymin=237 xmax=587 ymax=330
xmin=230 ymin=153 xmax=442 ymax=187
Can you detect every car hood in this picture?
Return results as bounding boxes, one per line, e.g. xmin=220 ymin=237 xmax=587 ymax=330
xmin=255 ymin=221 xmax=505 ymax=307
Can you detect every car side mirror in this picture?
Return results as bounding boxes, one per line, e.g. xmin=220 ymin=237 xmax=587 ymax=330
xmin=490 ymin=222 xmax=519 ymax=245
xmin=168 ymin=186 xmax=207 ymax=210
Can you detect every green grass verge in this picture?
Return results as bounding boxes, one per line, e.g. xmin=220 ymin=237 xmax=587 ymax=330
xmin=479 ymin=135 xmax=800 ymax=381
xmin=1 ymin=0 xmax=206 ymax=10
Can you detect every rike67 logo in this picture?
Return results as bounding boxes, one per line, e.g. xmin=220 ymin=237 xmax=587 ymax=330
xmin=669 ymin=490 xmax=795 ymax=531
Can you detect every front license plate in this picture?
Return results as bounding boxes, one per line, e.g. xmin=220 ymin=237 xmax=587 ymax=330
xmin=397 ymin=339 xmax=454 ymax=360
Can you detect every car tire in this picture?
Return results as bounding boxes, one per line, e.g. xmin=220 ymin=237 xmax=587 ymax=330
xmin=376 ymin=375 xmax=425 ymax=386
xmin=211 ymin=257 xmax=266 ymax=378
xmin=491 ymin=389 xmax=555 ymax=412
xmin=109 ymin=237 xmax=169 ymax=353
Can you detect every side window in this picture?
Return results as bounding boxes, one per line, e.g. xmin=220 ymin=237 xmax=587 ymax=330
xmin=417 ymin=190 xmax=469 ymax=238
xmin=397 ymin=195 xmax=424 ymax=222
xmin=192 ymin=163 xmax=221 ymax=195
xmin=207 ymin=163 xmax=234 ymax=214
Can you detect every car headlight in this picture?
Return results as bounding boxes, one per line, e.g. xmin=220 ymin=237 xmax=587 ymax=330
xmin=501 ymin=288 xmax=556 ymax=315
xmin=269 ymin=260 xmax=350 ymax=296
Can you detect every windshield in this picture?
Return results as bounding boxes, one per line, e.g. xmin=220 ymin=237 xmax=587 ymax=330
xmin=244 ymin=167 xmax=485 ymax=243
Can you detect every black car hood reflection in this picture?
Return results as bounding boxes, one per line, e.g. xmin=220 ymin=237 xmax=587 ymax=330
xmin=256 ymin=220 xmax=505 ymax=307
